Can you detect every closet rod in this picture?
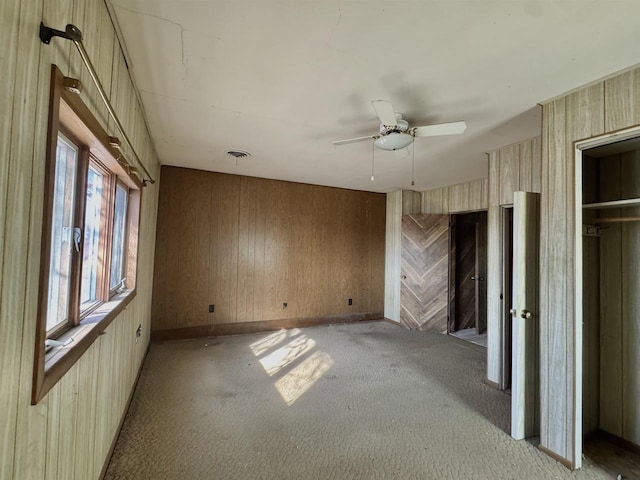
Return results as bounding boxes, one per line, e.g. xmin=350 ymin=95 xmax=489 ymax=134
xmin=39 ymin=23 xmax=156 ymax=186
xmin=595 ymin=217 xmax=640 ymax=224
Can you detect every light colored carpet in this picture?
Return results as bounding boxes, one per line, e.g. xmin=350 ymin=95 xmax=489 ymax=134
xmin=105 ymin=321 xmax=629 ymax=479
xmin=449 ymin=327 xmax=488 ymax=347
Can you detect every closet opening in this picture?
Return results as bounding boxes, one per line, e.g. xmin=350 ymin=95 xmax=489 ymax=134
xmin=448 ymin=210 xmax=487 ymax=347
xmin=578 ymin=131 xmax=640 ymax=475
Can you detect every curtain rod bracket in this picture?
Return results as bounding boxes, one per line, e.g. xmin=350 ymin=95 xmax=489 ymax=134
xmin=38 ymin=22 xmax=156 ymax=185
xmin=39 ymin=23 xmax=82 ymax=45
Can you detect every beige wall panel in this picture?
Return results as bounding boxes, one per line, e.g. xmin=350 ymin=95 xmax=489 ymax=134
xmin=448 ymin=182 xmax=469 ymax=212
xmin=402 ymin=190 xmax=422 ymax=214
xmin=540 ymin=76 xmax=607 ymax=465
xmin=385 ymin=191 xmax=403 ymax=321
xmin=519 ymin=139 xmax=534 ymax=192
xmin=0 ymin=0 xmax=161 ymax=478
xmin=478 ymin=177 xmax=489 ymax=209
xmin=421 ymin=178 xmax=487 ymax=215
xmin=531 ymin=136 xmax=542 ymax=193
xmin=486 ymin=152 xmax=502 ymax=383
xmin=604 ymin=70 xmax=640 ymax=132
xmin=421 ymin=187 xmax=449 ymax=214
xmin=55 ymin=365 xmax=81 ymax=480
xmin=622 ymin=218 xmax=640 ymax=443
xmin=499 ymin=144 xmax=520 ymax=205
xmin=0 ymin=1 xmax=26 ymax=477
xmin=542 ymin=97 xmax=569 ymax=457
xmin=73 ymin=345 xmax=99 ymax=480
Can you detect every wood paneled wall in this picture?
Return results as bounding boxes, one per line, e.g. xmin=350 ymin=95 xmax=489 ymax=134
xmin=582 ymin=152 xmax=640 ymax=445
xmin=421 ymin=178 xmax=488 ymax=214
xmin=486 ymin=136 xmax=542 ymax=386
xmin=384 ymin=191 xmax=403 ymax=322
xmin=0 ymin=1 xmax=160 ymax=479
xmin=152 ymin=167 xmax=385 ymax=333
xmin=539 ymin=66 xmax=640 ymax=467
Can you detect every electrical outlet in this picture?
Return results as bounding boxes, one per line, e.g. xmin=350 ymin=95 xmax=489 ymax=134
xmin=348 ymin=298 xmax=353 ymax=306
xmin=209 ymin=304 xmax=215 ymax=313
xmin=282 ymin=302 xmax=288 ymax=309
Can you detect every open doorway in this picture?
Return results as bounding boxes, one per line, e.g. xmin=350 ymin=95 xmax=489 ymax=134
xmin=448 ymin=211 xmax=487 ymax=347
xmin=577 ymin=135 xmax=640 ymax=475
xmin=501 ymin=206 xmax=514 ymax=391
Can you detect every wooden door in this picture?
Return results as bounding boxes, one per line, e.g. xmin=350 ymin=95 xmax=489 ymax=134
xmin=400 ymin=214 xmax=449 ymax=333
xmin=475 ymin=215 xmax=488 ymax=334
xmin=511 ymin=192 xmax=540 ymax=440
xmin=453 ymin=214 xmax=478 ymax=332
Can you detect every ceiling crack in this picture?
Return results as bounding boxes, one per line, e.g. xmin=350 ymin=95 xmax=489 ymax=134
xmin=115 ymin=5 xmax=186 ymax=65
xmin=336 ymin=0 xmax=342 ymax=28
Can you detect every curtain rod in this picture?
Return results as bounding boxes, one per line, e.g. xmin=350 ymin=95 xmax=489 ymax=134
xmin=39 ymin=23 xmax=156 ymax=186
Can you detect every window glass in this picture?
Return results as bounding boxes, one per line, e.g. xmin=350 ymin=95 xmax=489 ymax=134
xmin=110 ymin=184 xmax=128 ymax=290
xmin=80 ymin=164 xmax=104 ymax=308
xmin=46 ymin=134 xmax=78 ymax=333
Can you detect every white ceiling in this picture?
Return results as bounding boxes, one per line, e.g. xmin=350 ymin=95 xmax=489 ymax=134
xmin=108 ymin=0 xmax=640 ymax=192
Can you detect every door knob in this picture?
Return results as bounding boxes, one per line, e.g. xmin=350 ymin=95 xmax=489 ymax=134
xmin=510 ymin=308 xmax=517 ymax=317
xmin=520 ymin=310 xmax=532 ymax=319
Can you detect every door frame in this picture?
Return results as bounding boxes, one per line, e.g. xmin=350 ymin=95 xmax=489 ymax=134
xmin=573 ymin=125 xmax=640 ymax=469
xmin=447 ymin=209 xmax=489 ymax=335
xmin=500 ymin=205 xmax=513 ymax=391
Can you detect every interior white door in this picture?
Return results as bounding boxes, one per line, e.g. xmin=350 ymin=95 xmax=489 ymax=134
xmin=511 ymin=191 xmax=540 ymax=440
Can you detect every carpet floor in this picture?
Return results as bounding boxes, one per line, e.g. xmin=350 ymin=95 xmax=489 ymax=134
xmin=105 ymin=321 xmax=635 ymax=479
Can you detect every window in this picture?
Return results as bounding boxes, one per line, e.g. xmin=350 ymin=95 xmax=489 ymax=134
xmin=33 ymin=65 xmax=142 ymax=403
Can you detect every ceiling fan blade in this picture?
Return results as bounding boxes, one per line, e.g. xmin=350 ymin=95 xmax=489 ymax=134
xmin=371 ymin=100 xmax=397 ymax=127
xmin=412 ymin=121 xmax=467 ymax=137
xmin=332 ymin=135 xmax=378 ymax=146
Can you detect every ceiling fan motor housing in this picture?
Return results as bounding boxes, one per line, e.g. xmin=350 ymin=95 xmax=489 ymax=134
xmin=379 ymin=116 xmax=409 ymax=135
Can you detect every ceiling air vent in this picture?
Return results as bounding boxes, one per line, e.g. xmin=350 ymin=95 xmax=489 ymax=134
xmin=226 ymin=150 xmax=251 ymax=159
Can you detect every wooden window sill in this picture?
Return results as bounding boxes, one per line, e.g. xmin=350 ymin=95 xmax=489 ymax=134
xmin=34 ymin=289 xmax=136 ymax=404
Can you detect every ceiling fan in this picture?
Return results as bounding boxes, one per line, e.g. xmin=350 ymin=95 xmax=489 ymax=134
xmin=333 ymin=100 xmax=467 ymax=151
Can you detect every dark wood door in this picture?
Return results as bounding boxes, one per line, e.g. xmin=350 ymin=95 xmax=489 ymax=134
xmin=454 ymin=214 xmax=478 ymax=331
xmin=475 ymin=214 xmax=488 ymax=334
xmin=400 ymin=214 xmax=449 ymax=333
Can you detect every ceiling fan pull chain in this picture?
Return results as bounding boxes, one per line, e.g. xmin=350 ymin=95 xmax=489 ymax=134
xmin=411 ymin=142 xmax=415 ymax=187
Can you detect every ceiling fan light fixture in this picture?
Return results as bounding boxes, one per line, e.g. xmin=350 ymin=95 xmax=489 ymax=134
xmin=374 ymin=132 xmax=414 ymax=151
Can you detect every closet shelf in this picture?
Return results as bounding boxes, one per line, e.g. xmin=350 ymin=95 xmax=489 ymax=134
xmin=582 ymin=198 xmax=640 ymax=209
xmin=594 ymin=216 xmax=640 ymax=223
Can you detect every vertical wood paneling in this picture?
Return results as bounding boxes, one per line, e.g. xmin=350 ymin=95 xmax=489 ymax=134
xmin=0 ymin=1 xmax=27 ymax=477
xmin=546 ymin=97 xmax=569 ymax=457
xmin=385 ymin=191 xmax=402 ymax=321
xmin=152 ymin=168 xmax=386 ymax=332
xmin=421 ymin=187 xmax=449 ymax=214
xmin=402 ymin=190 xmax=421 ymax=214
xmin=604 ymin=70 xmax=640 ymax=132
xmin=539 ymin=73 xmax=610 ymax=466
xmin=621 ymin=151 xmax=640 ymax=444
xmin=486 ymin=151 xmax=502 ymax=384
xmin=531 ymin=136 xmax=542 ymax=193
xmin=519 ymin=139 xmax=533 ymax=192
xmin=499 ymin=144 xmax=520 ymax=205
xmin=421 ymin=178 xmax=488 ymax=215
xmin=448 ymin=182 xmax=470 ymax=212
xmin=0 ymin=0 xmax=161 ymax=478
